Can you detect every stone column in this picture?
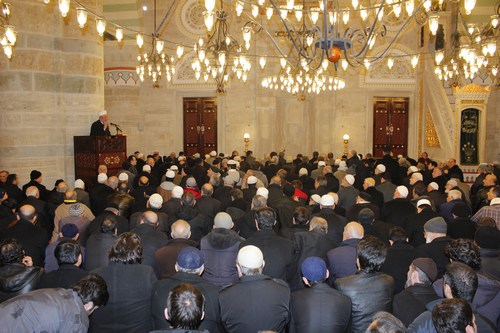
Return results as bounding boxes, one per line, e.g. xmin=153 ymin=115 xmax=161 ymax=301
xmin=0 ymin=0 xmax=104 ymax=186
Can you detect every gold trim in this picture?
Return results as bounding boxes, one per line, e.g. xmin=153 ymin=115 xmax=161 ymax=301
xmin=426 ymin=108 xmax=441 ymax=148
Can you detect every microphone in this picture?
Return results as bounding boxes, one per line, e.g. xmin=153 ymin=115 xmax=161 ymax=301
xmin=110 ymin=122 xmax=119 ymax=126
xmin=110 ymin=122 xmax=123 ymax=133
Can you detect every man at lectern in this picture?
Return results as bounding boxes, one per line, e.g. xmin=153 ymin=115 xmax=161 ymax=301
xmin=90 ymin=110 xmax=111 ymax=136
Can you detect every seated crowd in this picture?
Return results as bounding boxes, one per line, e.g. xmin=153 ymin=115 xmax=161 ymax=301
xmin=0 ymin=148 xmax=498 ymax=333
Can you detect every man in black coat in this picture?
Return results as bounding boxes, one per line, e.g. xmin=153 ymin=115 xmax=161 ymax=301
xmin=85 ymin=216 xmax=118 ymax=271
xmin=85 ymin=204 xmax=129 ymax=245
xmin=151 ymin=247 xmax=222 ymax=333
xmin=404 ymin=198 xmax=439 ymax=247
xmin=291 ymin=257 xmax=352 ymax=333
xmin=1 ymin=204 xmax=48 ymax=267
xmin=22 ymin=170 xmax=49 ymax=202
xmin=241 ymin=207 xmax=295 ymax=284
xmin=274 ymin=183 xmax=301 ymax=236
xmin=169 ymin=192 xmax=206 ymax=242
xmin=363 ymin=177 xmax=384 ymax=209
xmin=416 ymin=216 xmax=451 ymax=278
xmin=90 ymin=110 xmax=111 ymax=136
xmin=267 ymin=176 xmax=285 ymax=209
xmin=345 ymin=192 xmax=380 ymax=222
xmin=313 ymin=194 xmax=347 ymax=247
xmin=377 ymin=148 xmax=402 ymax=186
xmin=380 ymin=185 xmax=416 ymax=228
xmin=195 ymin=183 xmax=222 ymax=227
xmin=131 ymin=211 xmax=168 ymax=275
xmin=89 ymin=173 xmax=115 ymax=216
xmin=392 ymin=258 xmax=439 ymax=326
xmin=21 ymin=186 xmax=52 ymax=238
xmin=219 ymin=245 xmax=291 ymax=333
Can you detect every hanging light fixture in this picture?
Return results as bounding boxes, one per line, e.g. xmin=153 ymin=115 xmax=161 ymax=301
xmin=136 ymin=0 xmax=178 ymax=88
xmin=192 ymin=0 xmax=251 ymax=94
xmin=0 ymin=0 xmax=15 ymax=59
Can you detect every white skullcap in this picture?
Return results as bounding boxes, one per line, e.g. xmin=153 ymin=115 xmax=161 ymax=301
xmin=193 ymin=153 xmax=201 ymax=159
xmin=256 ymin=187 xmax=269 ymax=199
xmin=186 ymin=177 xmax=197 ymax=187
xmin=166 ymin=170 xmax=176 ymax=179
xmin=214 ymin=212 xmax=233 ymax=229
xmin=178 ymin=156 xmax=186 ymax=161
xmin=143 ymin=165 xmax=151 ymax=172
xmin=310 ymin=194 xmax=321 ymax=204
xmin=320 ymin=194 xmax=334 ymax=206
xmin=412 ymin=172 xmax=423 ymax=181
xmin=338 ymin=161 xmax=348 ymax=171
xmin=299 ymin=168 xmax=308 ymax=176
xmin=234 ymin=156 xmax=241 ymax=162
xmin=417 ymin=199 xmax=431 ymax=207
xmin=169 ymin=165 xmax=179 ymax=171
xmin=345 ymin=174 xmax=355 ymax=185
xmin=396 ymin=185 xmax=409 ymax=198
xmin=318 ymin=161 xmax=326 ymax=167
xmin=97 ymin=173 xmax=108 ymax=184
xmin=376 ymin=164 xmax=386 ymax=173
xmin=227 ymin=160 xmax=238 ymax=166
xmin=98 ymin=110 xmax=107 ymax=117
xmin=409 ymin=166 xmax=419 ymax=173
xmin=74 ymin=179 xmax=85 ymax=190
xmin=334 ymin=159 xmax=341 ymax=166
xmin=237 ymin=245 xmax=264 ymax=269
xmin=447 ymin=179 xmax=458 ymax=187
xmin=429 ymin=182 xmax=439 ymax=190
xmin=148 ymin=193 xmax=163 ymax=209
xmin=172 ymin=186 xmax=184 ymax=199
xmin=118 ymin=173 xmax=128 ymax=182
xmin=247 ymin=176 xmax=258 ymax=185
xmin=210 ymin=150 xmax=217 ymax=157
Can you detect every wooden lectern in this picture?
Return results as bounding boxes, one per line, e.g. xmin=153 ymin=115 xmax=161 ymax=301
xmin=74 ymin=136 xmax=127 ymax=187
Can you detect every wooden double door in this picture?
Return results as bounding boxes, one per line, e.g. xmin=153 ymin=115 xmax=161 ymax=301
xmin=373 ymin=97 xmax=409 ymax=158
xmin=183 ymin=97 xmax=217 ymax=156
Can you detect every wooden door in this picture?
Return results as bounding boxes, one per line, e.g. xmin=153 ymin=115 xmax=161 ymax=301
xmin=373 ymin=97 xmax=409 ymax=158
xmin=183 ymin=97 xmax=217 ymax=156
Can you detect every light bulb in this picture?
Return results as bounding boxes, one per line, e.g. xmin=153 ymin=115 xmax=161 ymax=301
xmin=177 ymin=45 xmax=184 ymax=58
xmin=205 ymin=0 xmax=216 ymax=12
xmin=342 ymin=59 xmax=348 ymax=71
xmin=96 ymin=19 xmax=106 ymax=37
xmin=76 ymin=8 xmax=88 ymax=28
xmin=429 ymin=15 xmax=439 ymax=36
xmin=343 ymin=10 xmax=349 ymax=24
xmin=259 ymin=56 xmax=266 ymax=69
xmin=411 ymin=55 xmax=419 ymax=68
xmin=266 ymin=7 xmax=273 ymax=20
xmin=406 ymin=0 xmax=414 ymax=16
xmin=156 ymin=40 xmax=164 ymax=53
xmin=387 ymin=57 xmax=394 ymax=69
xmin=136 ymin=34 xmax=144 ymax=48
xmin=115 ymin=28 xmax=123 ymax=42
xmin=4 ymin=26 xmax=16 ymax=45
xmin=464 ymin=0 xmax=476 ymax=15
xmin=295 ymin=6 xmax=302 ymax=21
xmin=59 ymin=0 xmax=70 ymax=18
xmin=204 ymin=12 xmax=214 ymax=31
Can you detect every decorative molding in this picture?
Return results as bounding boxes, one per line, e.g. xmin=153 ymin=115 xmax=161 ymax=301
xmin=425 ymin=108 xmax=441 ymax=147
xmin=418 ymin=78 xmax=423 ymax=155
xmin=176 ymin=0 xmax=207 ymax=38
xmin=173 ymin=52 xmax=218 ymax=89
xmin=104 ymin=67 xmax=140 ymax=86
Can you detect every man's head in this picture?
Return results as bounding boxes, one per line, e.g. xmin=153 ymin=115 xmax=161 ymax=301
xmin=319 ymin=194 xmax=335 ymax=209
xmin=25 ymin=186 xmax=39 ymax=199
xmin=363 ymin=177 xmax=376 ymax=190
xmin=140 ymin=210 xmax=159 ymax=227
xmin=237 ymin=245 xmax=264 ymax=276
xmin=255 ymin=207 xmax=276 ymax=230
xmin=483 ymin=174 xmax=497 ymax=187
xmin=432 ymin=167 xmax=443 ymax=178
xmin=424 ymin=217 xmax=447 ymax=243
xmin=447 ymin=189 xmax=462 ymax=202
xmin=442 ymin=262 xmax=478 ymax=302
xmin=405 ymin=257 xmax=437 ymax=288
xmin=100 ymin=216 xmax=117 ymax=235
xmin=293 ymin=206 xmax=310 ymax=225
xmin=0 ymin=170 xmax=8 ymax=184
xmin=301 ymin=256 xmax=329 ymax=286
xmin=201 ymin=183 xmax=214 ymax=197
xmin=55 ymin=239 xmax=82 ymax=267
xmin=487 ymin=185 xmax=500 ymax=201
xmin=181 ymin=192 xmax=196 ymax=207
xmin=367 ymin=311 xmax=407 ymax=333
xmin=309 ymin=216 xmax=328 ymax=234
xmin=410 ymin=172 xmax=423 ymax=185
xmin=175 ymin=247 xmax=204 ymax=275
xmin=165 ymin=284 xmax=205 ymax=330
xmin=343 ymin=222 xmax=364 ymax=241
xmin=432 ymin=298 xmax=477 ymax=333
xmin=109 ymin=232 xmax=143 ymax=264
xmin=30 ymin=170 xmax=42 ymax=183
xmin=0 ymin=238 xmax=25 ymax=265
xmin=147 ymin=193 xmax=163 ymax=210
xmin=214 ymin=212 xmax=233 ymax=229
xmin=107 ymin=176 xmax=119 ymax=190
xmin=445 ymin=239 xmax=481 ymax=271
xmin=357 ymin=236 xmax=387 ymax=274
xmin=343 ymin=174 xmax=355 ymax=187
xmin=18 ymin=204 xmax=37 ymax=224
xmin=71 ymin=274 xmax=109 ymax=315
xmin=427 ymin=182 xmax=439 ymax=192
xmin=171 ymin=220 xmax=191 ymax=239
xmin=393 ymin=186 xmax=409 ymax=199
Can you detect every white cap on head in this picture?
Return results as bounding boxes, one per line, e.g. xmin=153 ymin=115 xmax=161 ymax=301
xmin=417 ymin=199 xmax=431 ymax=207
xmin=299 ymin=168 xmax=308 ymax=176
xmin=193 ymin=153 xmax=201 ymax=159
xmin=256 ymin=187 xmax=269 ymax=199
xmin=409 ymin=166 xmax=419 ymax=173
xmin=148 ymin=193 xmax=163 ymax=209
xmin=396 ymin=185 xmax=409 ymax=198
xmin=429 ymin=182 xmax=439 ymax=191
xmin=376 ymin=164 xmax=386 ymax=173
xmin=178 ymin=156 xmax=186 ymax=161
xmin=169 ymin=165 xmax=179 ymax=171
xmin=412 ymin=172 xmax=423 ymax=181
xmin=237 ymin=245 xmax=264 ymax=269
xmin=97 ymin=173 xmax=108 ymax=184
xmin=247 ymin=176 xmax=258 ymax=185
xmin=166 ymin=170 xmax=176 ymax=179
xmin=318 ymin=161 xmax=326 ymax=167
xmin=118 ymin=173 xmax=129 ymax=182
xmin=143 ymin=165 xmax=151 ymax=172
xmin=210 ymin=150 xmax=217 ymax=157
xmin=172 ymin=186 xmax=184 ymax=199
xmin=311 ymin=194 xmax=321 ymax=204
xmin=74 ymin=179 xmax=85 ymax=190
xmin=186 ymin=177 xmax=197 ymax=188
xmin=320 ymin=194 xmax=334 ymax=206
xmin=98 ymin=110 xmax=107 ymax=117
xmin=345 ymin=174 xmax=355 ymax=185
xmin=338 ymin=161 xmax=347 ymax=171
xmin=447 ymin=179 xmax=458 ymax=187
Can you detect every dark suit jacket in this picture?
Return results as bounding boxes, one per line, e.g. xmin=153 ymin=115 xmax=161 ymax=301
xmin=416 ymin=236 xmax=452 ymax=278
xmin=381 ymin=198 xmax=416 ymax=228
xmin=404 ymin=207 xmax=439 ymax=247
xmin=392 ymin=284 xmax=439 ymax=327
xmin=155 ymin=238 xmax=199 ymax=279
xmin=84 ymin=233 xmax=116 ymax=271
xmin=241 ymin=229 xmax=295 ymax=283
xmin=1 ymin=219 xmax=48 ymax=267
xmin=380 ymin=240 xmax=418 ymax=294
xmin=37 ymin=264 xmax=88 ymax=289
xmin=151 ymin=272 xmax=222 ymax=333
xmin=89 ymin=183 xmax=115 ymax=216
xmin=313 ymin=209 xmax=347 ymax=246
xmin=131 ymin=223 xmax=169 ymax=274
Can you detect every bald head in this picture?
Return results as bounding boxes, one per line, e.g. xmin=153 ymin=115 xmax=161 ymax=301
xmin=201 ymin=183 xmax=214 ymax=196
xmin=65 ymin=189 xmax=77 ymax=200
xmin=19 ymin=204 xmax=36 ymax=222
xmin=141 ymin=210 xmax=158 ymax=226
xmin=343 ymin=222 xmax=364 ymax=240
xmin=57 ymin=182 xmax=69 ymax=193
xmin=25 ymin=186 xmax=39 ymax=198
xmin=171 ymin=220 xmax=191 ymax=239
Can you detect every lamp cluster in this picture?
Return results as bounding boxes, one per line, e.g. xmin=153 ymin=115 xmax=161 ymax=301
xmin=0 ymin=0 xmax=15 ymax=59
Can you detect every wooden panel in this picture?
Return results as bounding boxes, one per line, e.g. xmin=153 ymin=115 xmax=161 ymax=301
xmin=373 ymin=98 xmax=391 ymax=158
xmin=183 ymin=97 xmax=217 ymax=156
xmin=372 ymin=97 xmax=409 ymax=158
xmin=390 ymin=98 xmax=409 ymax=157
xmin=201 ymin=98 xmax=217 ymax=154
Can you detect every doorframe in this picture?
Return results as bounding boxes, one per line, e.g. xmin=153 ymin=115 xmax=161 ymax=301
xmin=175 ymin=89 xmax=220 ymax=154
xmin=365 ymin=90 xmax=417 ymax=157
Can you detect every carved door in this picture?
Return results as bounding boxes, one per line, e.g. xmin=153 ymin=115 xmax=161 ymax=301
xmin=183 ymin=97 xmax=217 ymax=156
xmin=373 ymin=97 xmax=409 ymax=158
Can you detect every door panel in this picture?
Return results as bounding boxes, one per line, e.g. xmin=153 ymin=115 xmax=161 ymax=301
xmin=183 ymin=97 xmax=217 ymax=156
xmin=373 ymin=97 xmax=409 ymax=158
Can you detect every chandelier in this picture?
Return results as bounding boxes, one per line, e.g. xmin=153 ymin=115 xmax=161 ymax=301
xmin=434 ymin=5 xmax=499 ymax=85
xmin=191 ymin=0 xmax=252 ymax=94
xmin=136 ymin=0 xmax=179 ymax=88
xmin=0 ymin=0 xmax=15 ymax=59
